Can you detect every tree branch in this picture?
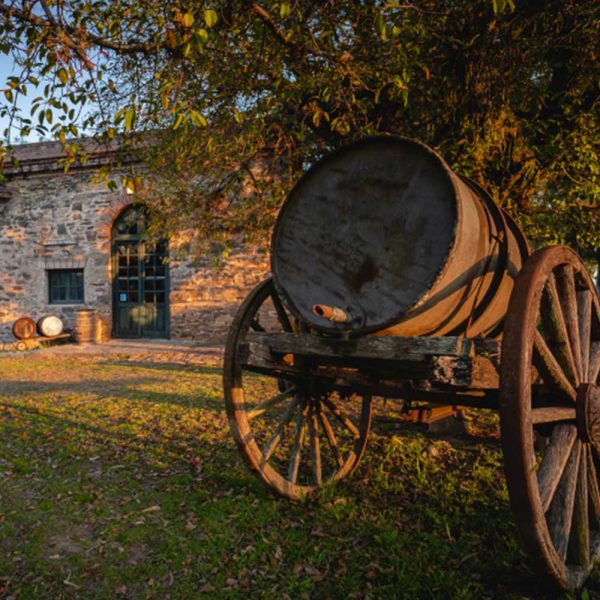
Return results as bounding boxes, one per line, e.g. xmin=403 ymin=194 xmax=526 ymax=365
xmin=250 ymin=4 xmax=292 ymax=49
xmin=0 ymin=1 xmax=159 ymax=56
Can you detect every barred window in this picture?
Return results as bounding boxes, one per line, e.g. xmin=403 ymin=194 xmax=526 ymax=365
xmin=48 ymin=269 xmax=84 ymax=304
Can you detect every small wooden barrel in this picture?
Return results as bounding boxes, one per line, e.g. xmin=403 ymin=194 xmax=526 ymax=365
xmin=12 ymin=316 xmax=36 ymax=340
xmin=37 ymin=315 xmax=64 ymax=338
xmin=74 ymin=309 xmax=97 ymax=344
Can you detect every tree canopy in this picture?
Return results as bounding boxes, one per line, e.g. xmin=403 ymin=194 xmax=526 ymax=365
xmin=0 ymin=1 xmax=598 ymax=254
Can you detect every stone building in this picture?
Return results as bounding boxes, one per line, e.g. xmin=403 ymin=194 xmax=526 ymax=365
xmin=0 ymin=139 xmax=269 ymax=342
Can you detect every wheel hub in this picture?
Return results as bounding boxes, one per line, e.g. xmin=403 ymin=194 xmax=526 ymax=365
xmin=576 ymin=383 xmax=600 ymax=447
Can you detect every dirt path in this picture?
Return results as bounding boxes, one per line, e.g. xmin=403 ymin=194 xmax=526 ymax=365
xmin=0 ymin=338 xmax=224 ymax=368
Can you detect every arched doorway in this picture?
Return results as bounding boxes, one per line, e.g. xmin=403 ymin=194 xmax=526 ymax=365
xmin=111 ymin=205 xmax=169 ymax=338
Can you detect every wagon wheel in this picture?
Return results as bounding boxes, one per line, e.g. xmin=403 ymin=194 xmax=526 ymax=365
xmin=500 ymin=245 xmax=600 ymax=590
xmin=223 ymin=277 xmax=373 ymax=501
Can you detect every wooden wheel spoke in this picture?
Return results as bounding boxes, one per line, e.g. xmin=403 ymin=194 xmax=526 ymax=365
xmin=321 ymin=396 xmax=360 ymax=438
xmin=586 ymin=446 xmax=600 ymax=530
xmin=261 ymin=395 xmax=301 ymax=464
xmin=547 ymin=440 xmax=581 ymax=561
xmin=541 ymin=274 xmax=579 ymax=387
xmin=555 ymin=265 xmax=582 ymax=381
xmin=317 ymin=409 xmax=344 ymax=468
xmin=225 ymin=278 xmax=372 ymax=501
xmin=534 ymin=331 xmax=577 ymax=402
xmin=247 ymin=385 xmax=297 ymax=420
xmin=531 ymin=406 xmax=576 ymax=425
xmin=577 ymin=290 xmax=592 ymax=381
xmin=270 ymin=291 xmax=293 ymax=333
xmin=538 ymin=424 xmax=578 ymax=512
xmin=590 ymin=342 xmax=600 ymax=385
xmin=250 ymin=318 xmax=266 ymax=332
xmin=309 ymin=410 xmax=322 ymax=486
xmin=287 ymin=403 xmax=308 ymax=484
xmin=568 ymin=446 xmax=589 ymax=568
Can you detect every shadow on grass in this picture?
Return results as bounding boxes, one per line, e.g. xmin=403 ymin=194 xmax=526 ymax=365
xmin=0 ymin=374 xmax=225 ymax=412
xmin=105 ymin=360 xmax=223 ymax=376
xmin=0 ymin=362 xmax=595 ymax=599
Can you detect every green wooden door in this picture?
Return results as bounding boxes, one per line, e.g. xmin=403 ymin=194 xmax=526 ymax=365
xmin=112 ymin=206 xmax=169 ymax=338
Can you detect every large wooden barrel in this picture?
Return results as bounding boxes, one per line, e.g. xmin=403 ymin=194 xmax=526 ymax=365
xmin=271 ymin=136 xmax=529 ymax=337
xmin=12 ymin=316 xmax=36 ymax=340
xmin=74 ymin=308 xmax=97 ymax=344
xmin=37 ymin=315 xmax=64 ymax=337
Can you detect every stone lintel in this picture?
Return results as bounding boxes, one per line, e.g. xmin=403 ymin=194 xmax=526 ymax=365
xmin=44 ymin=257 xmax=87 ymax=270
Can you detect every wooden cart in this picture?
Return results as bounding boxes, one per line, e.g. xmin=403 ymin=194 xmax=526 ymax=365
xmin=222 ymin=137 xmax=600 ymax=591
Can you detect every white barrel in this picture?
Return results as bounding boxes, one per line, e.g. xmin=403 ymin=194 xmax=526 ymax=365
xmin=37 ymin=315 xmax=64 ymax=337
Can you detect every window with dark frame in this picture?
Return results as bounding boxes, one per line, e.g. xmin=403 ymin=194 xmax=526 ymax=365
xmin=48 ymin=269 xmax=84 ymax=304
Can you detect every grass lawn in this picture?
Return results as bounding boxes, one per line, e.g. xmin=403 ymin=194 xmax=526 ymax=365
xmin=0 ymin=353 xmax=595 ymax=599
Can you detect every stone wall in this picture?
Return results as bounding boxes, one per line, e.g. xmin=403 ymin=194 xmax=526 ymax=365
xmin=0 ymin=145 xmax=270 ymax=343
xmin=169 ymin=233 xmax=270 ymax=342
xmin=0 ymin=170 xmax=119 ymax=341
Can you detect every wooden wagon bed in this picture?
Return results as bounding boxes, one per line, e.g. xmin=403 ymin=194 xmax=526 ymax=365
xmin=240 ymin=331 xmax=500 ymax=404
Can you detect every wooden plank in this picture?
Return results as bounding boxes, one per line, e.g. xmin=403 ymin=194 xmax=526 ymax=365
xmin=537 ymin=424 xmax=577 ymax=512
xmin=470 ymin=355 xmax=500 ymax=389
xmin=533 ymin=332 xmax=577 ymax=402
xmin=261 ymin=396 xmax=300 ymax=465
xmin=247 ymin=385 xmax=297 ymax=420
xmin=547 ymin=440 xmax=581 ymax=561
xmin=590 ymin=342 xmax=600 ymax=384
xmin=245 ymin=332 xmax=500 ymax=388
xmin=288 ymin=403 xmax=308 ymax=483
xmin=0 ymin=333 xmax=72 ymax=353
xmin=309 ymin=412 xmax=322 ymax=485
xmin=568 ymin=448 xmax=589 ymax=567
xmin=577 ymin=290 xmax=592 ymax=382
xmin=540 ymin=274 xmax=580 ymax=387
xmin=586 ymin=446 xmax=600 ymax=530
xmin=555 ymin=265 xmax=583 ymax=381
xmin=238 ymin=340 xmax=499 ymax=405
xmin=252 ymin=331 xmax=500 ymax=362
xmin=531 ymin=407 xmax=576 ymax=425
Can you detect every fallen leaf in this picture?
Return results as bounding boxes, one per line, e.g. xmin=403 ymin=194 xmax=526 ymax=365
xmin=304 ymin=565 xmax=321 ymax=576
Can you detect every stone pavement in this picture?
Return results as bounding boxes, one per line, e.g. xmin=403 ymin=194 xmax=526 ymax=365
xmin=0 ymin=338 xmax=224 ymax=367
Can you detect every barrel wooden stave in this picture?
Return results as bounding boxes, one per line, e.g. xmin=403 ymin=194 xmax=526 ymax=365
xmin=74 ymin=308 xmax=97 ymax=344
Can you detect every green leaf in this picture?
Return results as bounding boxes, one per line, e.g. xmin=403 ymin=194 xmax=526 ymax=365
xmin=182 ymin=12 xmax=194 ymax=27
xmin=57 ymin=68 xmax=69 ymax=84
xmin=189 ymin=109 xmax=207 ymax=127
xmin=124 ymin=108 xmax=135 ymax=131
xmin=196 ymin=28 xmax=209 ymax=44
xmin=492 ymin=0 xmax=506 ymax=14
xmin=204 ymin=9 xmax=217 ymax=28
xmin=45 ymin=109 xmax=53 ymax=124
xmin=3 ymin=89 xmax=13 ymax=102
xmin=280 ymin=3 xmax=291 ymax=18
xmin=173 ymin=113 xmax=185 ymax=130
xmin=374 ymin=14 xmax=387 ymax=40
